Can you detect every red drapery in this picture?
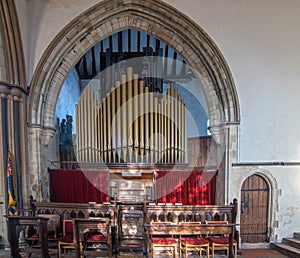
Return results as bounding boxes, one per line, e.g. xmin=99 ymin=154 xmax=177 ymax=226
xmin=49 ymin=169 xmax=109 ymax=203
xmin=155 ymin=170 xmax=216 ymax=205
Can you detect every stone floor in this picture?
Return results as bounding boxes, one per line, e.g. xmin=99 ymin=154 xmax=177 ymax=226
xmin=0 ymin=248 xmax=288 ymax=258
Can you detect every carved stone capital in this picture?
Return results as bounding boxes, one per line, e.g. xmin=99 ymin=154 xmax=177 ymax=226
xmin=0 ymin=81 xmax=28 ymax=99
xmin=28 ymin=124 xmax=56 ymax=146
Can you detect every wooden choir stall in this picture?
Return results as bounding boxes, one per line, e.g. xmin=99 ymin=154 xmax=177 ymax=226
xmin=5 ymin=66 xmax=237 ymax=257
xmin=8 ymin=195 xmax=238 ymax=257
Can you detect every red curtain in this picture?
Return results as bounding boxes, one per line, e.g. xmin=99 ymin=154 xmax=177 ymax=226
xmin=156 ymin=170 xmax=216 ymax=205
xmin=49 ymin=169 xmax=109 ymax=203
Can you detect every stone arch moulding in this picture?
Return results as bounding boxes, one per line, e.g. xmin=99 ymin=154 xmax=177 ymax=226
xmin=239 ymin=169 xmax=279 ymax=202
xmin=28 ymin=0 xmax=240 ymax=130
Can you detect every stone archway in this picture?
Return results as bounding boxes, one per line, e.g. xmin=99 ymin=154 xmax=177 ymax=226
xmin=27 ymin=0 xmax=240 ymax=201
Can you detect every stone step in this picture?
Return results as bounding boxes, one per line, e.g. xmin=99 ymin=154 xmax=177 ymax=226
xmin=294 ymin=232 xmax=300 ymax=240
xmin=270 ymin=242 xmax=300 ymax=258
xmin=283 ymin=237 xmax=300 ymax=249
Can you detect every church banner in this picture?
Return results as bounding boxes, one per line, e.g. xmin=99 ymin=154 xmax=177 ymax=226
xmin=7 ymin=151 xmax=18 ymax=215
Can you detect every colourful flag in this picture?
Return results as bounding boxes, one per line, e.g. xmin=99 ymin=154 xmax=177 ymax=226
xmin=7 ymin=151 xmax=18 ymax=216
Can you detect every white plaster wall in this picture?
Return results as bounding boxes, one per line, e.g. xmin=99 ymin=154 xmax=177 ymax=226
xmin=164 ymin=0 xmax=300 ymax=162
xmin=273 ymin=167 xmax=300 ymax=240
xmin=15 ymin=0 xmax=101 ymax=84
xmin=14 ymin=0 xmax=300 ymax=241
xmin=165 ymin=0 xmax=300 ymax=241
xmin=230 ymin=166 xmax=300 ymax=242
xmin=15 ymin=0 xmax=300 ymax=162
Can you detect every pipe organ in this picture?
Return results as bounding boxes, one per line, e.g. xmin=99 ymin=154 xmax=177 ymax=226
xmin=76 ymin=67 xmax=186 ymax=164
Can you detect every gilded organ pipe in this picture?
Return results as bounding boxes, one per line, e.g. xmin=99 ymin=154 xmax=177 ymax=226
xmin=139 ymin=80 xmax=145 ymax=163
xmin=121 ymin=73 xmax=127 ymax=162
xmin=127 ymin=67 xmax=133 ymax=163
xmin=116 ymin=81 xmax=121 ymax=163
xmin=133 ymin=74 xmax=139 ymax=163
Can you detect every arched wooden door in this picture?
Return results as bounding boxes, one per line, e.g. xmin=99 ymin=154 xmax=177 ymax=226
xmin=240 ymin=174 xmax=269 ymax=242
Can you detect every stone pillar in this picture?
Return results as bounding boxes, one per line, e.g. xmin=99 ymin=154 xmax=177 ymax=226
xmin=27 ymin=124 xmax=58 ymax=202
xmin=0 ymin=82 xmax=28 ymax=248
xmin=209 ymin=122 xmax=239 ymax=205
xmin=225 ymin=123 xmax=239 ymax=203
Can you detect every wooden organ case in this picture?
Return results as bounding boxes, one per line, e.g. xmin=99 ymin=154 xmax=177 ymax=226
xmin=110 ymin=170 xmax=154 ymax=251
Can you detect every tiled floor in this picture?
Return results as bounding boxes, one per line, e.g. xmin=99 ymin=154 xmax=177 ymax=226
xmin=241 ymin=249 xmax=288 ymax=258
xmin=0 ymin=248 xmax=288 ymax=257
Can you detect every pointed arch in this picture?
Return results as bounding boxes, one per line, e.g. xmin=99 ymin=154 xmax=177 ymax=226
xmin=28 ymin=0 xmax=240 ymax=129
xmin=0 ymin=0 xmax=26 ymax=86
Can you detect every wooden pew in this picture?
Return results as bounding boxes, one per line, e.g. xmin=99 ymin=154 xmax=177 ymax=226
xmin=28 ymin=196 xmax=117 ymax=252
xmin=29 ymin=196 xmax=115 ymax=222
xmin=25 ymin=196 xmax=238 ymax=256
xmin=145 ymin=222 xmax=236 ymax=258
xmin=73 ymin=218 xmax=112 ymax=257
xmin=144 ymin=199 xmax=239 ymax=256
xmin=6 ymin=216 xmax=49 ymax=258
xmin=145 ymin=200 xmax=237 ymax=224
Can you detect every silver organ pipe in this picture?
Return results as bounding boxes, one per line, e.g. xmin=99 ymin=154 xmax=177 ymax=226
xmin=76 ymin=67 xmax=186 ymax=164
xmin=76 ymin=84 xmax=99 ymax=163
xmin=149 ymin=90 xmax=154 ymax=163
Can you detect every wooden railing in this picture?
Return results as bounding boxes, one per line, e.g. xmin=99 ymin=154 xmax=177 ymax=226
xmin=5 ymin=216 xmax=49 ymax=258
xmin=17 ymin=197 xmax=239 ymax=255
xmin=29 ymin=196 xmax=116 ymax=224
xmin=145 ymin=199 xmax=238 ymax=224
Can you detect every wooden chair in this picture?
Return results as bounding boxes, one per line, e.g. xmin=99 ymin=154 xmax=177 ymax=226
xmin=58 ymin=220 xmax=75 ymax=258
xmin=26 ymin=214 xmax=60 ymax=253
xmin=205 ymin=220 xmax=237 ymax=258
xmin=38 ymin=214 xmax=60 ymax=239
xmin=150 ymin=221 xmax=177 ymax=258
xmin=179 ymin=222 xmax=210 ymax=258
xmin=73 ymin=218 xmax=112 ymax=258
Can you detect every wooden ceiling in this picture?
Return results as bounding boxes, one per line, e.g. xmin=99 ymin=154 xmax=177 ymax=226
xmin=75 ymin=29 xmax=194 ymax=93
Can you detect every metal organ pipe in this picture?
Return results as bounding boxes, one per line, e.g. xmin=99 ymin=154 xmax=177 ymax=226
xmin=76 ymin=67 xmax=186 ymax=164
xmin=121 ymin=73 xmax=127 ymax=162
xmin=133 ymin=74 xmax=139 ymax=163
xmin=127 ymin=67 xmax=133 ymax=163
xmin=139 ymin=80 xmax=145 ymax=163
xmin=116 ymin=81 xmax=121 ymax=163
xmin=144 ymin=86 xmax=149 ymax=163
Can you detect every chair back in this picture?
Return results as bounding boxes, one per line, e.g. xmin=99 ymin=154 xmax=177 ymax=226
xmin=205 ymin=220 xmax=228 ymax=225
xmin=63 ymin=220 xmax=73 ymax=235
xmin=179 ymin=221 xmax=201 ymax=225
xmin=151 ymin=221 xmax=172 ymax=225
xmin=179 ymin=221 xmax=202 ymax=238
xmin=150 ymin=221 xmax=173 ymax=238
xmin=37 ymin=214 xmax=60 ymax=238
xmin=205 ymin=220 xmax=229 ymax=237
